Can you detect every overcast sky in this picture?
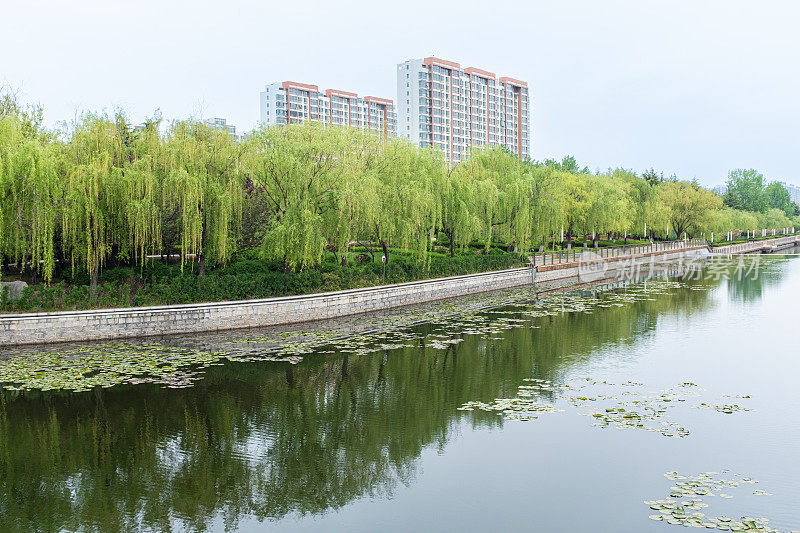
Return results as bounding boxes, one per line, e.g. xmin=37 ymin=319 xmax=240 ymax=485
xmin=3 ymin=0 xmax=799 ymax=186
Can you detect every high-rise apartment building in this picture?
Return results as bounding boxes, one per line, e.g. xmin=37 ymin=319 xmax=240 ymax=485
xmin=259 ymin=81 xmax=396 ymax=139
xmin=779 ymin=182 xmax=800 ymax=206
xmin=397 ymin=57 xmax=530 ymax=163
xmin=203 ymin=117 xmax=247 ymax=143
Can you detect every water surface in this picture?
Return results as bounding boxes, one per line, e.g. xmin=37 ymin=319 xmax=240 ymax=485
xmin=1 ymin=255 xmax=798 ymax=532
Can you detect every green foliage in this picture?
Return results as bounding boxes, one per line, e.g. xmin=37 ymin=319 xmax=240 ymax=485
xmin=163 ymin=120 xmax=243 ymax=271
xmin=1 ymin=97 xmax=796 ymax=304
xmin=658 ymin=180 xmax=722 ymax=238
xmin=724 ymin=169 xmax=767 ymax=213
xmin=764 ymin=181 xmax=797 ymax=217
xmin=0 ymin=115 xmax=60 ymax=282
xmin=0 ymin=250 xmax=523 ymax=312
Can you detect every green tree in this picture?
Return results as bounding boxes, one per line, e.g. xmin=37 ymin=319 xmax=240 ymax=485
xmin=764 ymin=181 xmax=796 ymax=217
xmin=61 ymin=114 xmax=132 ymax=291
xmin=244 ymin=122 xmax=352 ymax=272
xmin=163 ymin=120 xmax=243 ymax=276
xmin=541 ymin=154 xmax=590 ymax=174
xmin=724 ymin=168 xmax=767 ymax=213
xmin=659 ymin=180 xmax=722 ymax=238
xmin=641 ymin=168 xmax=664 ymax=186
xmin=368 ymin=139 xmax=442 ymax=263
xmin=0 ymin=116 xmax=61 ymax=283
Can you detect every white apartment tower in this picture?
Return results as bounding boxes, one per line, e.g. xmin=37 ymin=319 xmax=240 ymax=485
xmin=779 ymin=182 xmax=800 ymax=206
xmin=259 ymin=81 xmax=396 ymax=139
xmin=202 ymin=117 xmax=247 ymax=143
xmin=397 ymin=57 xmax=530 ymax=163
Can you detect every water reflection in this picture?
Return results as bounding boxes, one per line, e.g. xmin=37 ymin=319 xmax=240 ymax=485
xmin=0 ymin=259 xmax=787 ymax=532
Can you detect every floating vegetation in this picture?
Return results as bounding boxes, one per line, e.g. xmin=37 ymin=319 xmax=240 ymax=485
xmin=236 ymin=278 xmax=698 ymax=362
xmin=0 ymin=343 xmax=225 ymax=391
xmin=0 ymin=276 xmax=706 ymax=394
xmin=644 ymin=471 xmax=793 ymax=531
xmin=459 ymin=379 xmax=751 ymax=438
xmin=458 ymin=380 xmax=565 ymax=421
xmin=695 ymin=403 xmax=753 ymax=415
xmin=0 ymin=339 xmax=317 ymax=392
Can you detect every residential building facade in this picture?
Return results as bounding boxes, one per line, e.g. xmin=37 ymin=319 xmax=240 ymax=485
xmin=779 ymin=182 xmax=800 ymax=206
xmin=259 ymin=81 xmax=396 ymax=139
xmin=397 ymin=57 xmax=530 ymax=163
xmin=203 ymin=117 xmax=247 ymax=142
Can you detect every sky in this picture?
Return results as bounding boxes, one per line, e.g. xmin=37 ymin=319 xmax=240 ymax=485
xmin=2 ymin=0 xmax=799 ymax=187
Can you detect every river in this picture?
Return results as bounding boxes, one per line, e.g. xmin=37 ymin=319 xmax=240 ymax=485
xmin=0 ymin=253 xmax=798 ymax=532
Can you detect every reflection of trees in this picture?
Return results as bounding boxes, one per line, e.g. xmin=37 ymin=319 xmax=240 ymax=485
xmin=0 ymin=282 xmax=715 ymax=532
xmin=724 ymin=257 xmax=788 ymax=303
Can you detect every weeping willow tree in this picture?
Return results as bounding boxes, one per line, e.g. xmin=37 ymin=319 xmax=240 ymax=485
xmin=4 ymin=93 xmax=797 ymax=296
xmin=0 ymin=116 xmax=61 ymax=283
xmin=458 ymin=146 xmax=531 ymax=253
xmin=163 ymin=120 xmax=243 ymax=276
xmin=463 ymin=151 xmax=500 ymax=252
xmin=553 ymin=169 xmax=591 ymax=248
xmin=330 ymin=128 xmax=384 ymax=265
xmin=658 ymin=180 xmax=722 ymax=238
xmin=244 ymin=121 xmax=352 ymax=272
xmin=707 ymin=207 xmax=758 ymax=241
xmin=613 ymin=169 xmax=654 ymax=240
xmin=440 ymin=156 xmax=480 ymax=258
xmin=588 ymin=174 xmax=634 ymax=240
xmin=61 ymin=114 xmax=134 ymax=292
xmin=367 ymin=139 xmax=442 ymax=264
xmin=124 ymin=118 xmax=163 ymax=264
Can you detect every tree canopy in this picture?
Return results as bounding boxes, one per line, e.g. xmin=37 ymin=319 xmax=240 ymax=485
xmin=2 ymin=94 xmax=799 ymax=289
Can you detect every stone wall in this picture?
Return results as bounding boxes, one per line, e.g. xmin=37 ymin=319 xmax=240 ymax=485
xmin=0 ymin=268 xmax=534 ymax=346
xmin=710 ymin=235 xmax=800 ymax=255
xmin=535 ymin=246 xmax=708 ymax=283
xmin=0 ymin=246 xmax=711 ymax=346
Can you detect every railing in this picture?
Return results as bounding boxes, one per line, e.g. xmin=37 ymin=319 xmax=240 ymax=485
xmin=709 ymin=235 xmax=800 ymax=254
xmin=530 ymin=239 xmax=707 ymax=267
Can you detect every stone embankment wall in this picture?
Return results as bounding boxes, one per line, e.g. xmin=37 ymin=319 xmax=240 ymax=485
xmin=0 ymin=245 xmax=711 ymax=346
xmin=534 ymin=245 xmax=707 ymax=283
xmin=710 ymin=235 xmax=800 ymax=255
xmin=1 ymin=268 xmax=534 ymax=346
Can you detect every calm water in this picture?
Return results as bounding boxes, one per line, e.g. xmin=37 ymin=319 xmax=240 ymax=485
xmin=1 ymin=254 xmax=799 ymax=532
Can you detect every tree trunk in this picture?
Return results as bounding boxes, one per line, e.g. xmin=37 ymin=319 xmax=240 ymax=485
xmin=381 ymin=241 xmax=390 ymax=264
xmin=198 ymin=253 xmax=206 ymax=278
xmin=361 ymin=242 xmax=375 ymax=262
xmin=90 ymin=263 xmax=99 ymax=295
xmin=447 ymin=231 xmax=455 ymax=258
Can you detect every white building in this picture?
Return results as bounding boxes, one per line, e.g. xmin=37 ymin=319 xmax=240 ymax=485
xmin=779 ymin=182 xmax=800 ymax=205
xmin=203 ymin=117 xmax=247 ymax=142
xmin=259 ymin=81 xmax=396 ymax=140
xmin=397 ymin=57 xmax=530 ymax=163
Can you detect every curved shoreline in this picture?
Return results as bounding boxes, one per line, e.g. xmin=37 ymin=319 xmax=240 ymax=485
xmin=0 ymin=240 xmax=779 ymax=347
